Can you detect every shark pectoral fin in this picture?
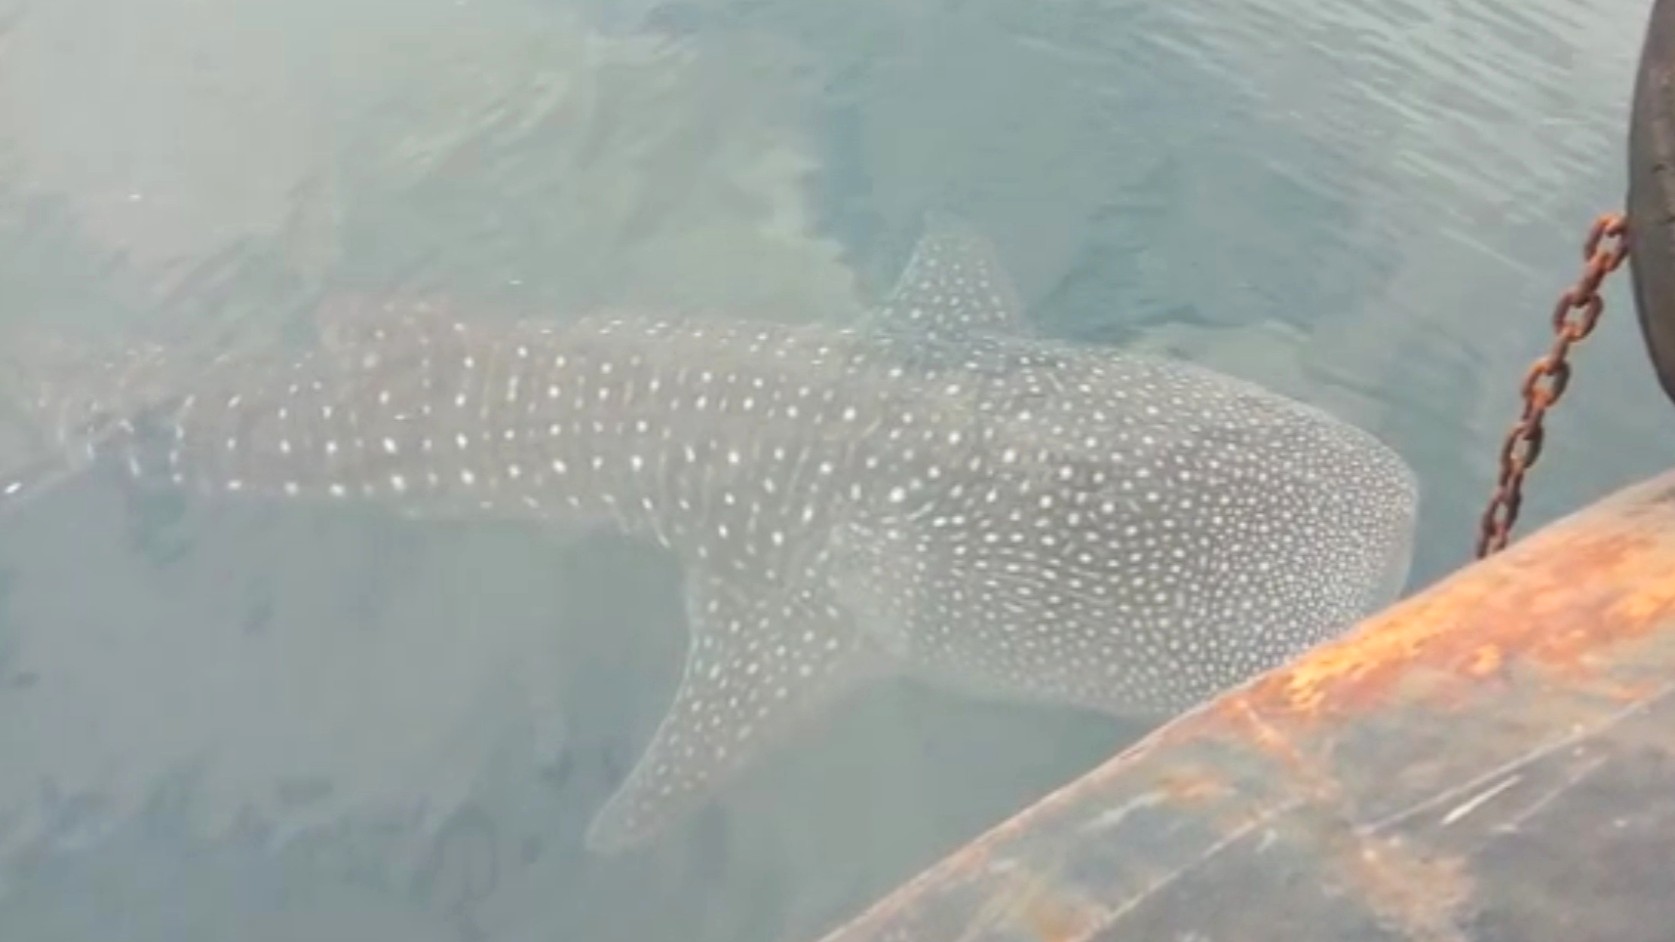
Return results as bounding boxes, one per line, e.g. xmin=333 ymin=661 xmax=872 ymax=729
xmin=584 ymin=566 xmax=886 ymax=854
xmin=868 ymin=211 xmax=1027 ymax=337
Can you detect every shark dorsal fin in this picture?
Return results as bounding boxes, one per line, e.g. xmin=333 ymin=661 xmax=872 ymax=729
xmin=867 ymin=211 xmax=1027 ymax=339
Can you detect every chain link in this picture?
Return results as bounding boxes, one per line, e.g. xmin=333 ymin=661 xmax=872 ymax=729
xmin=1476 ymin=212 xmax=1629 ymax=559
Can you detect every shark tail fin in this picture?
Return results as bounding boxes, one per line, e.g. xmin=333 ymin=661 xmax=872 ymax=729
xmin=0 ymin=324 xmax=200 ymax=519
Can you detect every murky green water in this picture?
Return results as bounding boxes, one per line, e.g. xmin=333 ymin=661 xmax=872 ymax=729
xmin=0 ymin=0 xmax=1666 ymax=939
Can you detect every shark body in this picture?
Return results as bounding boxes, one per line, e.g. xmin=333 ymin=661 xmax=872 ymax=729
xmin=0 ymin=218 xmax=1418 ymax=852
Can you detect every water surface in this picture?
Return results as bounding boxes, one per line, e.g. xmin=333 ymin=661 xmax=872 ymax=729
xmin=0 ymin=0 xmax=1665 ymax=939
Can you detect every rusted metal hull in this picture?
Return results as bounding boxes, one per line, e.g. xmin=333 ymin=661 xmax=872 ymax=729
xmin=1629 ymin=0 xmax=1675 ymax=407
xmin=816 ymin=466 xmax=1675 ymax=942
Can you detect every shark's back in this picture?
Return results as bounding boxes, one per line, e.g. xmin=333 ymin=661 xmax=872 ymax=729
xmin=819 ymin=323 xmax=1416 ymax=715
xmin=0 ymin=214 xmax=1420 ymax=856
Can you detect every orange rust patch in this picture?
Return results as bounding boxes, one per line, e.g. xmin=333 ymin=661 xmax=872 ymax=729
xmin=1461 ymin=644 xmax=1504 ymax=679
xmin=1154 ymin=767 xmax=1230 ymax=806
xmin=1204 ymin=700 xmax=1355 ymax=819
xmin=1230 ymin=511 xmax=1675 ymax=724
xmin=1018 ymin=895 xmax=1091 ymax=942
xmin=972 ymin=866 xmax=1104 ymax=942
xmin=1336 ymin=833 xmax=1474 ymax=942
xmin=1227 ymin=699 xmax=1314 ymax=772
xmin=1517 ymin=537 xmax=1675 ymax=680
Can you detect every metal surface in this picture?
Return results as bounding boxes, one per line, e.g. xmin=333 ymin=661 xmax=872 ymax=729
xmin=1629 ymin=0 xmax=1675 ymax=407
xmin=816 ymin=465 xmax=1675 ymax=942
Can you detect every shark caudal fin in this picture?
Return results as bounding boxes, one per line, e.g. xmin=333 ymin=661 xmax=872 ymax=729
xmin=0 ymin=325 xmax=207 ymax=518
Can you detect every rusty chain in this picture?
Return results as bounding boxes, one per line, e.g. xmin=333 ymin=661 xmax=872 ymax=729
xmin=1475 ymin=212 xmax=1630 ymax=559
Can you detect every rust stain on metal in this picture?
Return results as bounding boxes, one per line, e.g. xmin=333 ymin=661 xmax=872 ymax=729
xmin=962 ymin=864 xmax=1103 ymax=942
xmin=1460 ymin=644 xmax=1503 ymax=679
xmin=1014 ymin=887 xmax=1100 ymax=942
xmin=1235 ymin=505 xmax=1675 ymax=725
xmin=1222 ymin=700 xmax=1342 ymax=806
xmin=1338 ymin=834 xmax=1474 ymax=942
xmin=1154 ymin=766 xmax=1231 ymax=807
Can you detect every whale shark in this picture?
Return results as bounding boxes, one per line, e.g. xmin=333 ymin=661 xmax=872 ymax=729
xmin=0 ymin=216 xmax=1418 ymax=852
